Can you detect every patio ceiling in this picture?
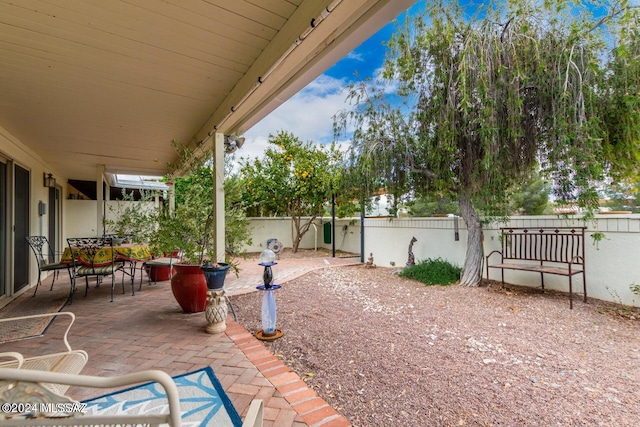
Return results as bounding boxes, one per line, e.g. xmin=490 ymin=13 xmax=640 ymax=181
xmin=0 ymin=0 xmax=415 ymax=181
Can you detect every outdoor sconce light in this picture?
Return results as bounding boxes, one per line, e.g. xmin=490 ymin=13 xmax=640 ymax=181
xmin=224 ymin=135 xmax=245 ymax=154
xmin=43 ymin=173 xmax=56 ymax=188
xmin=256 ymin=249 xmax=283 ymax=341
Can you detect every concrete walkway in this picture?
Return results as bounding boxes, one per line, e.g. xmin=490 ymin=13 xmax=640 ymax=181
xmin=0 ymin=254 xmax=360 ymax=427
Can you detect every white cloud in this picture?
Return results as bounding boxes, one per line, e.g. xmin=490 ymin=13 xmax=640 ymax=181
xmin=234 ymin=69 xmax=406 ymax=169
xmin=345 ymin=51 xmax=365 ymax=62
xmin=237 ymin=74 xmax=352 ymax=163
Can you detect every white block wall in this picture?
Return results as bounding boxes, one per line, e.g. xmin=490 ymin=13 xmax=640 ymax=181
xmin=63 ymin=206 xmax=640 ymax=307
xmin=245 ymin=217 xmax=362 ymax=255
xmin=363 ymin=215 xmax=640 ymax=308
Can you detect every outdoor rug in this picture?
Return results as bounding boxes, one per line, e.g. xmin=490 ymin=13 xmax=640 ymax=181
xmin=0 ymin=287 xmax=69 ymax=343
xmin=83 ymin=367 xmax=242 ymax=427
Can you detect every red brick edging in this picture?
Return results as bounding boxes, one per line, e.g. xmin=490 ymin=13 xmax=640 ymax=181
xmin=225 ymin=322 xmax=351 ymax=427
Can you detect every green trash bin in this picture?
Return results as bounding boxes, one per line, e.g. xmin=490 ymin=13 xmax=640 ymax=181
xmin=323 ymin=222 xmax=331 ymax=244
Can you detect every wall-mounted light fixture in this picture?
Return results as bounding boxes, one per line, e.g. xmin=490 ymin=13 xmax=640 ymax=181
xmin=43 ymin=173 xmax=56 ymax=188
xmin=224 ymin=135 xmax=245 ymax=154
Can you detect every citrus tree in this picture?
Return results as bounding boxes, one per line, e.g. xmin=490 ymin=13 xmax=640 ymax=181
xmin=335 ymin=0 xmax=640 ymax=286
xmin=240 ymin=130 xmax=341 ymax=252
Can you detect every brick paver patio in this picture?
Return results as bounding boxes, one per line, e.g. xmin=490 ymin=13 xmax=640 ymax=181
xmin=0 ymin=254 xmax=359 ymax=427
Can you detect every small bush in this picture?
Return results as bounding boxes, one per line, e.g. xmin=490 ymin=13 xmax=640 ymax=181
xmin=399 ymin=258 xmax=461 ymax=286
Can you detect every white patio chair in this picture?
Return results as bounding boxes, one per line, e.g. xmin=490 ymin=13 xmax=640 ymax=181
xmin=0 ymin=368 xmax=182 ymax=426
xmin=0 ymin=312 xmax=88 ymax=395
xmin=0 ymin=368 xmax=263 ymax=427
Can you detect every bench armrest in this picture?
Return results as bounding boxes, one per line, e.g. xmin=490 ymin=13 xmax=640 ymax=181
xmin=569 ymin=255 xmax=584 ymax=265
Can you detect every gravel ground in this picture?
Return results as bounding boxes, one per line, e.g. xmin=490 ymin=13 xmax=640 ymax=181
xmin=233 ymin=256 xmax=640 ymax=427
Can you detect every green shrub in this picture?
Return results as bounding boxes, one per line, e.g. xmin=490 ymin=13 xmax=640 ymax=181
xmin=399 ymin=258 xmax=461 ymax=286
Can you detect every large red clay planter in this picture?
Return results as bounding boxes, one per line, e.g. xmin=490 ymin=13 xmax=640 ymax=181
xmin=170 ymin=264 xmax=207 ymax=313
xmin=145 ymin=264 xmax=174 ymax=282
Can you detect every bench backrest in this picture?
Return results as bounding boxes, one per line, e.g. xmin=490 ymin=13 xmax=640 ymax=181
xmin=500 ymin=227 xmax=586 ymax=264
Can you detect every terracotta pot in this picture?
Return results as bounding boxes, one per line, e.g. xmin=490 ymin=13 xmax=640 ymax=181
xmin=170 ymin=264 xmax=207 ymax=313
xmin=145 ymin=264 xmax=174 ymax=282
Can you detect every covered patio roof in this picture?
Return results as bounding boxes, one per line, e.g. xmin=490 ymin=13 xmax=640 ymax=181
xmin=0 ymin=0 xmax=415 ymax=181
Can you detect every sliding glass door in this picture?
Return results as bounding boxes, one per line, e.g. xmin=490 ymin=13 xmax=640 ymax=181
xmin=0 ymin=159 xmax=6 ymax=296
xmin=0 ymin=158 xmax=33 ymax=297
xmin=13 ymin=164 xmax=29 ymax=292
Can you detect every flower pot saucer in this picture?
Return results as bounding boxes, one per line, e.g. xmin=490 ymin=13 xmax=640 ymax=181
xmin=256 ymin=329 xmax=284 ymax=341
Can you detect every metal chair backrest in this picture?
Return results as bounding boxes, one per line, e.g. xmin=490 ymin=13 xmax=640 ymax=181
xmin=101 ymin=234 xmax=118 ymax=246
xmin=66 ymin=237 xmax=108 ymax=270
xmin=67 ymin=237 xmax=106 ymax=248
xmin=25 ymin=236 xmax=56 ymax=266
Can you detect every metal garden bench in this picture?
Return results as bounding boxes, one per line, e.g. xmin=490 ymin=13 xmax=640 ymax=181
xmin=485 ymin=227 xmax=587 ymax=309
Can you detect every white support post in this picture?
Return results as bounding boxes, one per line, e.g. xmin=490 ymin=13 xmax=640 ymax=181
xmin=213 ymin=133 xmax=225 ymax=263
xmin=96 ymin=165 xmax=105 ymax=237
xmin=167 ymin=181 xmax=175 ymax=216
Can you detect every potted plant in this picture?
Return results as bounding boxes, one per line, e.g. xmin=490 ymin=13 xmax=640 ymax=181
xmin=149 ymin=166 xmax=230 ymax=312
xmin=148 ymin=176 xmax=210 ymax=312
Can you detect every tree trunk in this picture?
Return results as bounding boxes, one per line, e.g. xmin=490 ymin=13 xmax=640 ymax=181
xmin=458 ymin=193 xmax=483 ymax=287
xmin=291 ymin=228 xmax=301 ymax=253
xmin=290 ymin=215 xmax=317 ymax=253
xmin=290 ymin=216 xmax=301 ymax=253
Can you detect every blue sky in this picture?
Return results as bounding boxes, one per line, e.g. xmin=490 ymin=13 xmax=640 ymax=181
xmin=238 ymin=0 xmax=621 ymax=164
xmin=238 ymin=4 xmax=416 ymax=163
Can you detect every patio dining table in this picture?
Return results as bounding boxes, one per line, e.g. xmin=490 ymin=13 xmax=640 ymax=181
xmin=62 ymin=243 xmax=152 ymax=290
xmin=61 ymin=244 xmax=151 ymax=267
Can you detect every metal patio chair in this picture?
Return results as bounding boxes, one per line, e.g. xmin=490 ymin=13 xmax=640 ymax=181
xmin=25 ymin=235 xmax=71 ymax=297
xmin=66 ymin=237 xmax=126 ymax=302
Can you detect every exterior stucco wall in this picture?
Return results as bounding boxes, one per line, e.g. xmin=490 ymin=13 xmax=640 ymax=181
xmin=63 ymin=200 xmax=99 ymax=241
xmin=1 ymin=127 xmax=59 ymax=241
xmin=1 ymin=126 xmax=69 ymax=297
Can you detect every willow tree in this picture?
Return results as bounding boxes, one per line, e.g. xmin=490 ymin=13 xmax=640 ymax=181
xmin=335 ymin=0 xmax=640 ymax=286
